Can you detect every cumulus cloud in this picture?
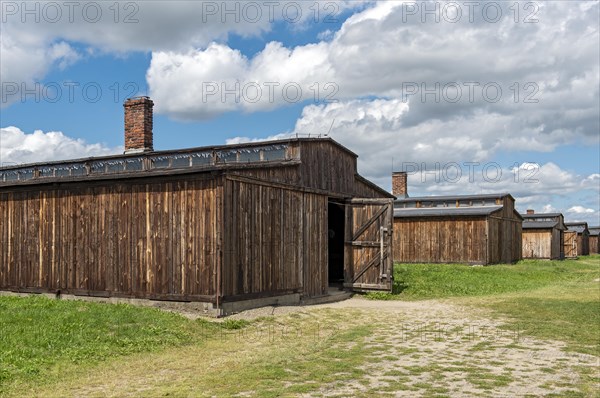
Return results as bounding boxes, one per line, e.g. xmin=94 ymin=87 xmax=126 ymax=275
xmin=147 ymin=0 xmax=599 ymax=148
xmin=0 ymin=35 xmax=80 ymax=106
xmin=227 ymin=98 xmax=598 ymax=196
xmin=0 ymin=126 xmax=121 ymax=165
xmin=147 ymin=41 xmax=334 ymax=119
xmin=404 ymin=162 xmax=599 ymax=225
xmin=3 ymin=1 xmax=366 ymax=53
xmin=567 ymin=206 xmax=596 ymax=214
xmin=1 ymin=0 xmax=367 ymax=102
xmin=564 ymin=207 xmax=600 ymax=225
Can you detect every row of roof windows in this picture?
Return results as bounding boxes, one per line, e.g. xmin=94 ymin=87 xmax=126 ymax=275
xmin=0 ymin=145 xmax=288 ymax=184
xmin=396 ymin=198 xmax=500 ymax=208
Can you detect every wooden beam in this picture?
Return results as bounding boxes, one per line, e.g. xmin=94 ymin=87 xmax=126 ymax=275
xmin=351 ymin=205 xmax=387 ymax=241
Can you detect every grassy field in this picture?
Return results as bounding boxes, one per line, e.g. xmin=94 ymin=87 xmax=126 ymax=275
xmin=0 ymin=296 xmax=244 ymax=395
xmin=0 ymin=255 xmax=598 ymax=397
xmin=368 ymin=256 xmax=599 ymax=300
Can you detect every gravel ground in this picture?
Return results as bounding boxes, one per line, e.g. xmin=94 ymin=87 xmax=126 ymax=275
xmin=228 ymin=296 xmax=599 ymax=397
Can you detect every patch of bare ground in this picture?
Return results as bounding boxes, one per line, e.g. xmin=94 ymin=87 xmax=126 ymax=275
xmin=294 ymin=297 xmax=597 ymax=397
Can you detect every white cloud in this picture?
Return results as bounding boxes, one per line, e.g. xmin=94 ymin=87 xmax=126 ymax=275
xmin=1 ymin=0 xmax=368 ymax=102
xmin=0 ymin=35 xmax=80 ymax=106
xmin=147 ymin=1 xmax=598 ymax=143
xmin=4 ymin=1 xmax=366 ymax=53
xmin=567 ymin=206 xmax=596 ymax=214
xmin=147 ymin=41 xmax=334 ymax=119
xmin=582 ymin=173 xmax=600 ymax=189
xmin=564 ymin=206 xmax=600 ymax=225
xmin=0 ymin=126 xmax=121 ymax=165
xmin=227 ymin=98 xmax=598 ymax=199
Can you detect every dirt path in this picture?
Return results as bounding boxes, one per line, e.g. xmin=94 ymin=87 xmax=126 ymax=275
xmin=231 ymin=297 xmax=599 ymax=397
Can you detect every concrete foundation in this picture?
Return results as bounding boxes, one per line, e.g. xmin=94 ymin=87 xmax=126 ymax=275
xmin=0 ymin=289 xmax=352 ymax=317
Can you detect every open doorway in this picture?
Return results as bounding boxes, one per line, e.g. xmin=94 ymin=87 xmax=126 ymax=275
xmin=328 ymin=201 xmax=345 ymax=287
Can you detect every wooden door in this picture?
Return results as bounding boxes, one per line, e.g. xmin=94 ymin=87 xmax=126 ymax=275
xmin=344 ymin=199 xmax=393 ymax=292
xmin=563 ymin=231 xmax=577 ymax=258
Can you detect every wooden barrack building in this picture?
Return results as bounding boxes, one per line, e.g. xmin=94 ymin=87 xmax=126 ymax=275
xmin=521 ymin=210 xmax=566 ymax=260
xmin=391 ymin=172 xmax=522 ymax=265
xmin=589 ymin=227 xmax=600 ymax=254
xmin=564 ymin=222 xmax=590 ymax=256
xmin=0 ymin=97 xmax=395 ymax=315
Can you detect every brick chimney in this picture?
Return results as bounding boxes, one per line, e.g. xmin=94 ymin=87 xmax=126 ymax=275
xmin=124 ymin=96 xmax=154 ymax=154
xmin=526 ymin=209 xmax=535 ymax=215
xmin=392 ymin=172 xmax=408 ymax=198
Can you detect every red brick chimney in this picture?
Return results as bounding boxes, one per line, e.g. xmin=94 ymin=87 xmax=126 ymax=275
xmin=124 ymin=96 xmax=154 ymax=154
xmin=526 ymin=209 xmax=535 ymax=214
xmin=392 ymin=172 xmax=408 ymax=198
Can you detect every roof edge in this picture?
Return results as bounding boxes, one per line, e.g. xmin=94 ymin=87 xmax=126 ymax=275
xmin=0 ymin=137 xmax=342 ymax=171
xmin=355 ymin=174 xmax=395 ymax=199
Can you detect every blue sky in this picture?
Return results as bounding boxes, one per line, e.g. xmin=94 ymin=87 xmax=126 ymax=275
xmin=1 ymin=1 xmax=599 ymax=225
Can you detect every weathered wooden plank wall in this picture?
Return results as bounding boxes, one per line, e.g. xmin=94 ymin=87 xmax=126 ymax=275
xmin=297 ymin=141 xmax=356 ymax=195
xmin=392 ymin=196 xmax=522 ymax=265
xmin=0 ymin=176 xmax=221 ymax=301
xmin=486 ymin=198 xmax=522 ymax=264
xmin=555 ymin=229 xmax=565 ymax=259
xmin=576 ymin=234 xmax=590 ymax=256
xmin=393 ymin=217 xmax=488 ymax=264
xmin=235 ymin=141 xmax=384 ymax=199
xmin=522 ymin=229 xmax=563 ymax=260
xmin=522 ymin=230 xmax=552 ymax=259
xmin=487 ymin=217 xmax=522 ymax=264
xmin=589 ymin=236 xmax=599 ymax=254
xmin=221 ymin=178 xmax=328 ymax=300
xmin=302 ymin=193 xmax=329 ymax=297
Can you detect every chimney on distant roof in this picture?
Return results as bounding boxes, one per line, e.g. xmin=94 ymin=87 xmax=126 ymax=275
xmin=124 ymin=96 xmax=154 ymax=154
xmin=527 ymin=209 xmax=535 ymax=215
xmin=392 ymin=172 xmax=408 ymax=198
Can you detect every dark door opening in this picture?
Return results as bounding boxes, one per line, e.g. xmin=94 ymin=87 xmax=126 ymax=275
xmin=328 ymin=201 xmax=345 ymax=286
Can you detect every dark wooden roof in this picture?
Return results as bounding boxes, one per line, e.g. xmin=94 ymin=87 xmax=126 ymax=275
xmin=521 ymin=212 xmax=566 ymax=230
xmin=394 ymin=193 xmax=514 ymax=203
xmin=393 ymin=192 xmax=522 ymax=220
xmin=523 ymin=221 xmax=559 ymax=229
xmin=522 ymin=213 xmax=563 ymax=219
xmin=565 ymin=222 xmax=589 ymax=234
xmin=394 ymin=205 xmax=502 ymax=218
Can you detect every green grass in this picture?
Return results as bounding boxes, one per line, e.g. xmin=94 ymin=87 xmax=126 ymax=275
xmin=485 ymin=267 xmax=600 ymax=357
xmin=366 ymin=256 xmax=599 ymax=300
xmin=0 ymin=296 xmax=378 ymax=398
xmin=0 ymin=295 xmax=225 ymax=394
xmin=2 ymin=306 xmax=380 ymax=398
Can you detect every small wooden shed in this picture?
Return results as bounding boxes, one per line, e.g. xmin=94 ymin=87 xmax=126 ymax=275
xmin=391 ymin=173 xmax=522 ymax=265
xmin=0 ymin=97 xmax=395 ymax=315
xmin=521 ymin=210 xmax=566 ymax=260
xmin=565 ymin=222 xmax=590 ymax=256
xmin=589 ymin=227 xmax=600 ymax=254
